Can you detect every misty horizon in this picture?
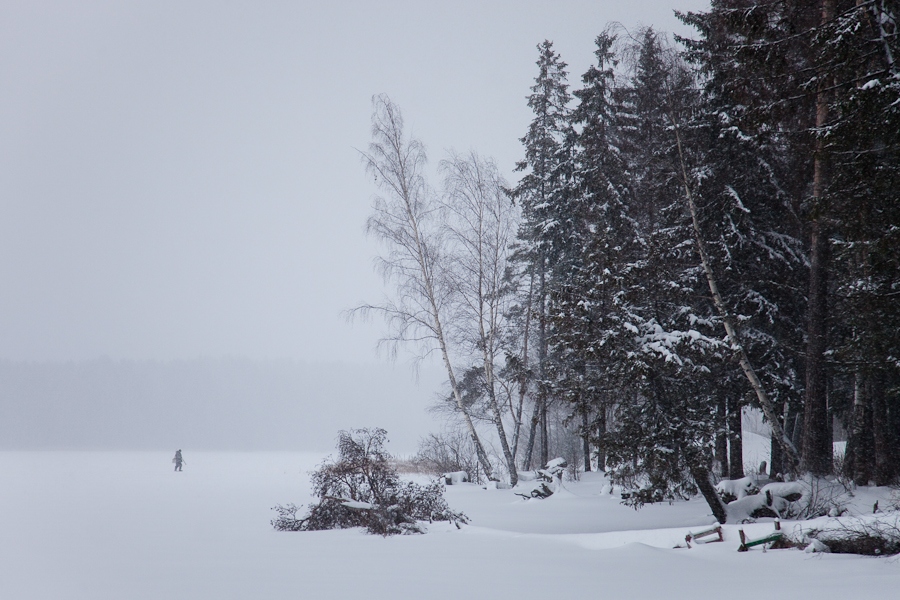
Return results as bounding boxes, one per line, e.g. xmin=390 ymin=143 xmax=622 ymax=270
xmin=0 ymin=357 xmax=444 ymax=454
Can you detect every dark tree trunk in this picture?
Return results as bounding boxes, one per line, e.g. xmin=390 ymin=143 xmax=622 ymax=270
xmin=801 ymin=0 xmax=835 ymax=477
xmin=530 ymin=255 xmax=550 ymax=470
xmin=540 ymin=399 xmax=549 ymax=466
xmin=581 ymin=405 xmax=592 ymax=472
xmin=596 ymin=406 xmax=607 ymax=472
xmin=770 ymin=432 xmax=783 ymax=480
xmin=844 ymin=371 xmax=874 ymax=485
xmin=802 ymin=219 xmax=831 ymax=475
xmin=871 ymin=372 xmax=898 ymax=485
xmin=728 ymin=399 xmax=744 ymax=478
xmin=770 ymin=404 xmax=792 ymax=479
xmin=690 ymin=462 xmax=728 ymax=524
xmin=716 ymin=398 xmax=728 ymax=477
xmin=522 ymin=399 xmax=540 ymax=470
xmin=889 ymin=379 xmax=900 ymax=483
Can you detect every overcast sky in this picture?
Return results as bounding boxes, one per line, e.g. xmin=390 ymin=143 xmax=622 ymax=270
xmin=0 ymin=1 xmax=710 ymax=366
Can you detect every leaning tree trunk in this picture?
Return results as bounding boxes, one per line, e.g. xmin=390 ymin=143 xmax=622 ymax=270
xmin=361 ymin=95 xmax=496 ymax=482
xmin=667 ymin=101 xmax=801 ymax=472
xmin=689 ymin=460 xmax=728 ymax=524
xmin=415 ymin=197 xmax=494 ymax=481
xmin=437 ymin=325 xmax=494 ymax=481
xmin=483 ymin=353 xmax=518 ymax=486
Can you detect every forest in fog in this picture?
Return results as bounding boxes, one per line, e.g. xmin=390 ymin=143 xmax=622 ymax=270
xmin=360 ymin=0 xmax=900 ymax=522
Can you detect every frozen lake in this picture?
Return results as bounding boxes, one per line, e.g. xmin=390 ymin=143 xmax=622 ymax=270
xmin=1 ymin=451 xmax=895 ymax=599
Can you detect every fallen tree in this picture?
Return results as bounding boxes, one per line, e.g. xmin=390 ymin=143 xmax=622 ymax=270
xmin=720 ymin=476 xmax=850 ymax=522
xmin=271 ymin=428 xmax=467 ymax=536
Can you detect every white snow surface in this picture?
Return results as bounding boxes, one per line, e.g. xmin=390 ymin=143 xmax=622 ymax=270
xmin=1 ymin=451 xmax=897 ymax=599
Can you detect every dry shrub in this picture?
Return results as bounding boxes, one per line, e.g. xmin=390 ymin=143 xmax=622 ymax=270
xmin=413 ymin=429 xmax=480 ymax=482
xmin=800 ymin=516 xmax=900 ymax=556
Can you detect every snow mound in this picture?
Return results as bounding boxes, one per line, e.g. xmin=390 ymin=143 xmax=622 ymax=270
xmin=715 ymin=476 xmax=760 ymax=501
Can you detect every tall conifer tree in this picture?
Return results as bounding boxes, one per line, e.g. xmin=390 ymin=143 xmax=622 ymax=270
xmin=550 ymin=30 xmax=631 ymax=473
xmin=510 ymin=40 xmax=574 ymax=469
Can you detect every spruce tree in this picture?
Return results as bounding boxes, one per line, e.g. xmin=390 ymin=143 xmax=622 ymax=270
xmin=680 ymin=0 xmax=900 ymax=480
xmin=510 ymin=40 xmax=574 ymax=469
xmin=819 ymin=0 xmax=900 ymax=484
xmin=679 ymin=3 xmax=811 ymax=477
xmin=580 ymin=28 xmax=728 ymax=522
xmin=679 ymin=0 xmax=829 ymax=475
xmin=549 ymin=29 xmax=630 ymax=474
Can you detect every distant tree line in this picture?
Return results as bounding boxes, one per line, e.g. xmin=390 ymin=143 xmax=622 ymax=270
xmin=360 ymin=0 xmax=899 ymax=522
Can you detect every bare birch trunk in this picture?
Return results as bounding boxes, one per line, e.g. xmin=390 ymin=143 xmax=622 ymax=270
xmin=483 ymin=345 xmax=517 ymax=485
xmin=441 ymin=151 xmax=519 ymax=485
xmin=360 ymin=96 xmax=494 ymax=480
xmin=510 ymin=270 xmax=535 ymax=465
xmin=666 ymin=101 xmax=802 ymax=473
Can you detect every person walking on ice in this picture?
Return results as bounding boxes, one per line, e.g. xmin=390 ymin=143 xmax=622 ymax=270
xmin=173 ymin=449 xmax=185 ymax=471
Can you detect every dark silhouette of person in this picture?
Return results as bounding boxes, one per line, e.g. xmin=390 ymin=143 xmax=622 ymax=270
xmin=173 ymin=449 xmax=185 ymax=471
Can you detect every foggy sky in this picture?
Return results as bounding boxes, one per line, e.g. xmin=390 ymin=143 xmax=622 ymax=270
xmin=0 ymin=0 xmax=709 ymax=365
xmin=0 ymin=2 xmax=710 ymax=451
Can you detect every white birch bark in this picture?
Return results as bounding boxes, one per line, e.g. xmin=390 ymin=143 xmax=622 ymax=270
xmin=355 ymin=96 xmax=494 ymax=480
xmin=441 ymin=151 xmax=520 ymax=485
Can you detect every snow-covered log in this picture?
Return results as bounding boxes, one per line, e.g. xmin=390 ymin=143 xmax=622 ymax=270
xmin=715 ymin=476 xmax=760 ymax=502
xmin=724 ymin=478 xmax=845 ymax=522
xmin=443 ymin=471 xmax=469 ymax=485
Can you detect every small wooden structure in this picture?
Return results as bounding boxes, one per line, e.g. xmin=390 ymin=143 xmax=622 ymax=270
xmin=738 ymin=520 xmax=783 ymax=552
xmin=685 ymin=525 xmax=724 ymax=548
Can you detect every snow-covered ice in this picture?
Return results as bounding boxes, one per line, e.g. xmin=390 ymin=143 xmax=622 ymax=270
xmin=1 ymin=451 xmax=896 ymax=599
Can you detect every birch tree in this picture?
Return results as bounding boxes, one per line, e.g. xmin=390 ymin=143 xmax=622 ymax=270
xmin=355 ymin=95 xmax=495 ymax=480
xmin=440 ymin=151 xmax=521 ymax=485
